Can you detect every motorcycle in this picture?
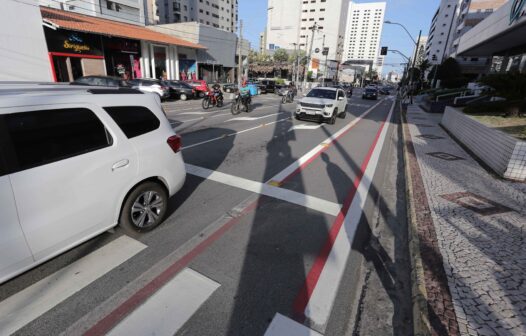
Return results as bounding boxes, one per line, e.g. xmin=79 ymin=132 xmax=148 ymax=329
xmin=281 ymin=89 xmax=295 ymax=103
xmin=202 ymin=90 xmax=223 ymax=109
xmin=230 ymin=92 xmax=251 ymax=115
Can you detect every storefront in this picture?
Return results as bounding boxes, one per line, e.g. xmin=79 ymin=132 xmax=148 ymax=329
xmin=102 ymin=37 xmax=142 ymax=79
xmin=43 ymin=27 xmax=105 ymax=82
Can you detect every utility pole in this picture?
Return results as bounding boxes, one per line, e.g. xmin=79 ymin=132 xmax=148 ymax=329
xmin=302 ymin=22 xmax=317 ymax=91
xmin=292 ymin=43 xmax=298 ymax=84
xmin=295 ymin=43 xmax=300 ymax=85
xmin=321 ymin=34 xmax=325 ymax=86
xmin=237 ymin=20 xmax=243 ymax=87
xmin=409 ymin=29 xmax=421 ymax=105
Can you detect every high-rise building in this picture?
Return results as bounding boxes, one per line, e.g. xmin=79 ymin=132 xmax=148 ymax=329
xmin=425 ymin=0 xmax=461 ymax=65
xmin=266 ymin=0 xmax=349 ymax=63
xmin=259 ymin=31 xmax=267 ymax=54
xmin=155 ymin=0 xmax=238 ymax=32
xmin=342 ymin=1 xmax=386 ymax=66
xmin=412 ymin=36 xmax=428 ymax=67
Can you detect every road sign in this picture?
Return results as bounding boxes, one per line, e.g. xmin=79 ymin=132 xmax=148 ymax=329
xmin=315 ymin=48 xmax=320 ymax=53
xmin=322 ymin=47 xmax=329 ymax=56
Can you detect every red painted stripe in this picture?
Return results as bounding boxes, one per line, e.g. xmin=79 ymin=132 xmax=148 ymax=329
xmin=83 ymin=201 xmax=260 ymax=336
xmin=292 ymin=108 xmax=391 ymax=321
xmin=279 ymin=102 xmax=383 ymax=185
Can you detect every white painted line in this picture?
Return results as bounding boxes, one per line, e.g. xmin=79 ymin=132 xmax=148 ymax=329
xmin=288 ymin=124 xmax=325 ymax=132
xmin=226 ymin=112 xmax=283 ymax=122
xmin=303 ymin=101 xmax=395 ymax=328
xmin=271 ymin=99 xmax=386 ymax=183
xmin=264 ymin=313 xmax=322 ymax=336
xmin=185 ymin=164 xmax=341 ymax=216
xmin=107 ymin=268 xmax=219 ymax=336
xmin=179 ymin=111 xmax=215 ymax=115
xmin=0 ymin=236 xmax=147 ymax=336
xmin=182 ymin=117 xmax=291 ymax=150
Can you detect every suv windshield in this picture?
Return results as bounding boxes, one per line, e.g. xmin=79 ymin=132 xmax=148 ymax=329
xmin=306 ymin=89 xmax=336 ymax=100
xmin=365 ymin=88 xmax=377 ymax=93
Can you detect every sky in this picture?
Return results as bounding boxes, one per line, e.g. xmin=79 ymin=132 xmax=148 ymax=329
xmin=238 ymin=0 xmax=441 ymax=75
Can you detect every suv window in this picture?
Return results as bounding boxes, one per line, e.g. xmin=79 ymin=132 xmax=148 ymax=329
xmin=5 ymin=108 xmax=112 ymax=172
xmin=104 ymin=106 xmax=160 ymax=139
xmin=338 ymin=90 xmax=345 ymax=98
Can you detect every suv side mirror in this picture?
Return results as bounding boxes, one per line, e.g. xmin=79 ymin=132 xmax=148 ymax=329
xmin=338 ymin=96 xmax=344 ymax=100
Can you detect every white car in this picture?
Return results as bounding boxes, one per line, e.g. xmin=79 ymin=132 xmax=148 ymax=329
xmin=0 ymin=84 xmax=185 ymax=284
xmin=295 ymin=87 xmax=348 ymax=124
xmin=128 ymin=78 xmax=170 ymax=99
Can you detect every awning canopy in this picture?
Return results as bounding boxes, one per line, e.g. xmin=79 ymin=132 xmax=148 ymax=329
xmin=40 ymin=7 xmax=206 ymax=50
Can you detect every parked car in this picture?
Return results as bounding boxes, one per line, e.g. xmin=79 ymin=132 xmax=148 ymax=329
xmin=378 ymin=86 xmax=391 ymax=95
xmin=73 ymin=76 xmax=131 ymax=88
xmin=0 ymin=84 xmax=185 ymax=284
xmin=185 ymin=80 xmax=208 ymax=97
xmin=223 ymin=83 xmax=238 ymax=93
xmin=362 ymin=87 xmax=379 ymax=100
xmin=128 ymin=79 xmax=170 ymax=100
xmin=163 ymin=80 xmax=197 ymax=100
xmin=295 ymin=87 xmax=347 ymax=124
xmin=260 ymin=80 xmax=276 ymax=93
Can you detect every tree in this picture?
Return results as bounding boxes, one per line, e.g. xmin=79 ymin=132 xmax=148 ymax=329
xmin=418 ymin=59 xmax=431 ymax=82
xmin=288 ymin=50 xmax=306 ymax=64
xmin=479 ymin=73 xmax=526 ymax=117
xmin=273 ymin=48 xmax=289 ymax=62
xmin=437 ymin=57 xmax=468 ymax=88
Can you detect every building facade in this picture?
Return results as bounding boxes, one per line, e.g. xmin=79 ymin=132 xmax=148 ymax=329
xmin=155 ymin=0 xmax=238 ymax=32
xmin=425 ymin=0 xmax=461 ymax=65
xmin=266 ymin=0 xmax=349 ymax=67
xmin=456 ymin=0 xmax=526 ymax=74
xmin=343 ymin=1 xmax=385 ymax=64
xmin=412 ymin=36 xmax=428 ymax=67
xmin=39 ymin=0 xmax=145 ymax=25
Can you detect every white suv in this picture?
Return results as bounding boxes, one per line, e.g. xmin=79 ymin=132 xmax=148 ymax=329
xmin=296 ymin=87 xmax=348 ymax=124
xmin=0 ymin=85 xmax=185 ymax=284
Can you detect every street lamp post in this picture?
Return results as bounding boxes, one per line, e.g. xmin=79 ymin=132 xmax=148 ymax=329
xmin=385 ymin=20 xmax=421 ymax=104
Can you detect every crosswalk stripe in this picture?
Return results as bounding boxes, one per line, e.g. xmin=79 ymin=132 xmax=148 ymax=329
xmin=106 ymin=268 xmax=219 ymax=336
xmin=264 ymin=313 xmax=322 ymax=336
xmin=0 ymin=236 xmax=146 ymax=336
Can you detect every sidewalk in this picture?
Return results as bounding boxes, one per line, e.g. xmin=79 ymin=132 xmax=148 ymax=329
xmin=403 ymin=104 xmax=526 ymax=336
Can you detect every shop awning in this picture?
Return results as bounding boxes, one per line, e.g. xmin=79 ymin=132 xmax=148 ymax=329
xmin=40 ymin=7 xmax=206 ymax=50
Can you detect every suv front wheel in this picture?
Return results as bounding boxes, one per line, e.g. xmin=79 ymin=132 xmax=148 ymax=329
xmin=120 ymin=181 xmax=168 ymax=233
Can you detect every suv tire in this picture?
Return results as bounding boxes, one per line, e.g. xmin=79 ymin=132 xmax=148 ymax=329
xmin=120 ymin=181 xmax=168 ymax=233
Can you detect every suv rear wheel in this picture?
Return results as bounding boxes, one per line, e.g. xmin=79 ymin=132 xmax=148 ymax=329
xmin=120 ymin=181 xmax=168 ymax=232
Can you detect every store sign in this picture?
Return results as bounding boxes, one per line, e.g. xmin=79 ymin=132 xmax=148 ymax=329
xmin=510 ymin=0 xmax=526 ymax=25
xmin=44 ymin=27 xmax=103 ymax=56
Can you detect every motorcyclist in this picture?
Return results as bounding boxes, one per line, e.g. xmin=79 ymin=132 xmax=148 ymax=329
xmin=212 ymin=81 xmax=223 ymax=101
xmin=287 ymin=81 xmax=297 ymax=101
xmin=238 ymin=81 xmax=251 ymax=111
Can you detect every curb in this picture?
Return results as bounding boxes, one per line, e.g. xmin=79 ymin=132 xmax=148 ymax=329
xmin=400 ymin=101 xmax=432 ymax=336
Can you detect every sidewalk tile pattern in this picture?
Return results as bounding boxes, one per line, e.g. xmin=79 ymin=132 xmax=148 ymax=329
xmin=406 ymin=105 xmax=526 ymax=336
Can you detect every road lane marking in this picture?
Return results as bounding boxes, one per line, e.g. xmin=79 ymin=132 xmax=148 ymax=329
xmin=185 ymin=164 xmax=341 ymax=216
xmin=106 ymin=268 xmax=219 ymax=336
xmin=271 ymin=99 xmax=386 ymax=184
xmin=179 ymin=111 xmax=216 ymax=115
xmin=288 ymin=124 xmax=325 ymax=132
xmin=294 ymin=100 xmax=395 ymax=330
xmin=264 ymin=313 xmax=322 ymax=336
xmin=182 ymin=117 xmax=292 ymax=150
xmin=226 ymin=112 xmax=283 ymax=122
xmin=0 ymin=236 xmax=146 ymax=336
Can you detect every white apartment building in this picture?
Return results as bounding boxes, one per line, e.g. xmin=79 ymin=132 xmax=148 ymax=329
xmin=343 ymin=1 xmax=386 ymax=67
xmin=39 ymin=0 xmax=145 ymax=25
xmin=412 ymin=35 xmax=428 ymax=67
xmin=266 ymin=0 xmax=349 ymax=64
xmin=425 ymin=0 xmax=461 ymax=65
xmin=156 ymin=0 xmax=238 ymax=32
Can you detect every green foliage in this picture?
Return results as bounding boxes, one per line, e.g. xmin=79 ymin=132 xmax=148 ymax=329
xmin=479 ymin=73 xmax=526 ymax=101
xmin=307 ymin=71 xmax=313 ymax=81
xmin=288 ymin=50 xmax=306 ymax=63
xmin=273 ymin=48 xmax=289 ymax=62
xmin=275 ymin=78 xmax=285 ymax=85
xmin=437 ymin=58 xmax=468 ymax=88
xmin=418 ymin=60 xmax=431 ymax=81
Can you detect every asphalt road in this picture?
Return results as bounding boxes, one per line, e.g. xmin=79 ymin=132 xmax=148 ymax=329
xmin=0 ymin=89 xmax=410 ymax=336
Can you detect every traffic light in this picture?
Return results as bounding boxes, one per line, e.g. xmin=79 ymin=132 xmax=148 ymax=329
xmin=380 ymin=47 xmax=388 ymax=56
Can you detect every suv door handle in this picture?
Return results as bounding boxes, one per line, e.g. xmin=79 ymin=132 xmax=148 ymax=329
xmin=112 ymin=159 xmax=129 ymax=171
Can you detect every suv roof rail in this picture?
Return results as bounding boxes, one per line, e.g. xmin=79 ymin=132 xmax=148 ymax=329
xmin=87 ymin=88 xmax=143 ymax=94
